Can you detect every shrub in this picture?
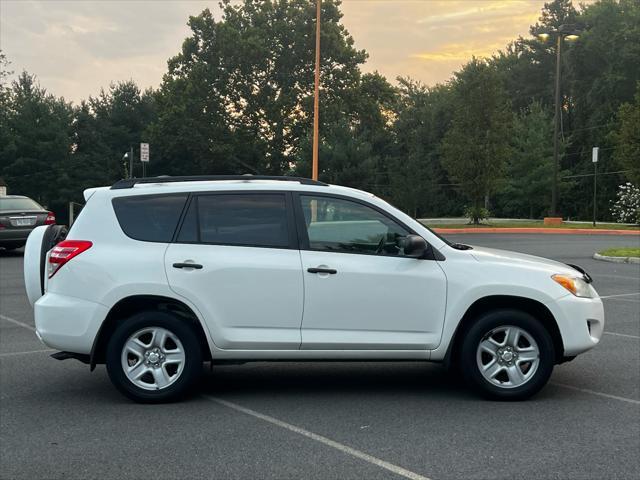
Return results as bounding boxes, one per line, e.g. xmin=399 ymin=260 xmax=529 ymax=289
xmin=611 ymin=183 xmax=640 ymax=224
xmin=464 ymin=205 xmax=490 ymax=224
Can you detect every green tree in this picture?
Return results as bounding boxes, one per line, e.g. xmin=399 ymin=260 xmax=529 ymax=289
xmin=80 ymin=81 xmax=157 ymax=179
xmin=389 ymin=79 xmax=457 ymax=217
xmin=0 ymin=50 xmax=14 ymax=181
xmin=294 ymin=72 xmax=398 ymax=193
xmin=441 ymin=59 xmax=512 ymax=223
xmin=0 ymin=72 xmax=73 ymax=210
xmin=495 ymin=102 xmax=564 ymax=218
xmin=613 ymin=83 xmax=640 ymax=185
xmin=151 ymin=0 xmax=367 ymax=176
xmin=492 ymin=0 xmax=579 ymax=112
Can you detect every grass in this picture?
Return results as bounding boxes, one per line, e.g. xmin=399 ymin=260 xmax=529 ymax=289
xmin=423 ymin=221 xmax=640 ymax=230
xmin=598 ymin=247 xmax=640 ymax=258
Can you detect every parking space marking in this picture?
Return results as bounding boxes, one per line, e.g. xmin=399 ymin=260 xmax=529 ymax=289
xmin=594 ymin=274 xmax=640 ymax=281
xmin=0 ymin=314 xmax=35 ymax=331
xmin=604 ymin=331 xmax=640 ymax=339
xmin=602 ymin=297 xmax=640 ymax=304
xmin=599 ymin=292 xmax=640 ymax=299
xmin=551 ymin=383 xmax=640 ymax=405
xmin=205 ymin=395 xmax=431 ymax=480
xmin=0 ymin=348 xmax=54 ymax=358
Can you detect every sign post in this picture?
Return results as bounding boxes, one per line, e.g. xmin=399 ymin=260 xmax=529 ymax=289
xmin=140 ymin=143 xmax=149 ymax=177
xmin=592 ymin=147 xmax=598 ymax=227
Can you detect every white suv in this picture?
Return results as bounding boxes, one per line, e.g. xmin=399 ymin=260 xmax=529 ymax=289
xmin=24 ymin=176 xmax=604 ymax=402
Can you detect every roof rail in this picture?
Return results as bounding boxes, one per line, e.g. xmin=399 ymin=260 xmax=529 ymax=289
xmin=110 ymin=175 xmax=329 ymax=190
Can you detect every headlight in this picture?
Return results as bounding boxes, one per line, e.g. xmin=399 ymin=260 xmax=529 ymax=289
xmin=552 ymin=274 xmax=594 ymax=298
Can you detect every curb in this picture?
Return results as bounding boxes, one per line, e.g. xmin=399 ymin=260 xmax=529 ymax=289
xmin=432 ymin=227 xmax=640 ymax=235
xmin=593 ymin=253 xmax=640 ymax=264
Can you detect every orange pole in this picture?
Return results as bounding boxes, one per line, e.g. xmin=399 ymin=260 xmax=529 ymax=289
xmin=312 ymin=0 xmax=321 ymax=181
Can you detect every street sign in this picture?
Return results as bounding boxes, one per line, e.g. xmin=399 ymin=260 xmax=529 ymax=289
xmin=140 ymin=143 xmax=150 ymax=163
xmin=592 ymin=146 xmax=599 ymax=163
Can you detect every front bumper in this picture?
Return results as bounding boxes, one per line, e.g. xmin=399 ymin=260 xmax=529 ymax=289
xmin=34 ymin=293 xmax=108 ymax=355
xmin=546 ymin=294 xmax=605 ymax=357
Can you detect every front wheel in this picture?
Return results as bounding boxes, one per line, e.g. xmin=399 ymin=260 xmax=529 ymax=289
xmin=106 ymin=311 xmax=203 ymax=403
xmin=460 ymin=309 xmax=555 ymax=400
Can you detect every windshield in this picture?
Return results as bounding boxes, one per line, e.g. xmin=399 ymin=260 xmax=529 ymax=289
xmin=0 ymin=197 xmax=43 ymax=211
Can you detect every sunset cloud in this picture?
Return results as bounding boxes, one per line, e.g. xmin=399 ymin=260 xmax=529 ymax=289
xmin=411 ymin=43 xmax=507 ymax=62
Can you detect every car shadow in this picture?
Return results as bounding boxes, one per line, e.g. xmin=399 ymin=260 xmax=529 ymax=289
xmin=200 ymin=361 xmax=474 ymax=401
xmin=0 ymin=247 xmax=24 ymax=257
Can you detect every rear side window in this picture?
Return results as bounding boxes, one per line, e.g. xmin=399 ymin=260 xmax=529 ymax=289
xmin=177 ymin=194 xmax=290 ymax=248
xmin=113 ymin=194 xmax=187 ymax=242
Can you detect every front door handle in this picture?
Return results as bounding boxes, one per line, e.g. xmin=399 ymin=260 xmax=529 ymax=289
xmin=173 ymin=262 xmax=203 ymax=270
xmin=307 ymin=267 xmax=337 ymax=274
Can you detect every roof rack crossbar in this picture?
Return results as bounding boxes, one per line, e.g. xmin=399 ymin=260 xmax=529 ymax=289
xmin=111 ymin=175 xmax=328 ymax=190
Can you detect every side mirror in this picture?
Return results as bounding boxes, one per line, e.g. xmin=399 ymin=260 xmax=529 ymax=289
xmin=400 ymin=234 xmax=428 ymax=258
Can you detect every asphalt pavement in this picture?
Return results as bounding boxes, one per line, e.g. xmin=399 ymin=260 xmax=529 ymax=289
xmin=1 ymin=234 xmax=639 ymax=480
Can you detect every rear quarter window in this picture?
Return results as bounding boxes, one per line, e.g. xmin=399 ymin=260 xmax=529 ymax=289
xmin=112 ymin=194 xmax=187 ymax=242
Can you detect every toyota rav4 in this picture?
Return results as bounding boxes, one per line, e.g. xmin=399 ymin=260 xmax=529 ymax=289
xmin=24 ymin=175 xmax=604 ymax=402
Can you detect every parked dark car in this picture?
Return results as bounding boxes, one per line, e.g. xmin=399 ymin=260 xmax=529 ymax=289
xmin=0 ymin=196 xmax=56 ymax=250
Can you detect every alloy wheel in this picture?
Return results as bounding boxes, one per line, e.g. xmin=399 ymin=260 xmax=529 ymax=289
xmin=121 ymin=327 xmax=185 ymax=390
xmin=476 ymin=325 xmax=540 ymax=389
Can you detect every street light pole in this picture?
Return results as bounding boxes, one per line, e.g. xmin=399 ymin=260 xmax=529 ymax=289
xmin=538 ymin=24 xmax=583 ymax=217
xmin=551 ymin=34 xmax=562 ymax=216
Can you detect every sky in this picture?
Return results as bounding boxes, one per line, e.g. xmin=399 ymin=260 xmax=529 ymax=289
xmin=1 ymin=0 xmax=565 ymax=103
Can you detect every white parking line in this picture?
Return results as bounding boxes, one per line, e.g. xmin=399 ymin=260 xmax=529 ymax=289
xmin=602 ymin=297 xmax=640 ymax=304
xmin=594 ymin=274 xmax=640 ymax=281
xmin=0 ymin=314 xmax=35 ymax=331
xmin=599 ymin=292 xmax=640 ymax=299
xmin=604 ymin=331 xmax=640 ymax=339
xmin=551 ymin=383 xmax=640 ymax=405
xmin=205 ymin=395 xmax=431 ymax=480
xmin=0 ymin=348 xmax=54 ymax=358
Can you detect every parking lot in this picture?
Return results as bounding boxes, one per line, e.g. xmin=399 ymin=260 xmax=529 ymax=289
xmin=1 ymin=233 xmax=638 ymax=480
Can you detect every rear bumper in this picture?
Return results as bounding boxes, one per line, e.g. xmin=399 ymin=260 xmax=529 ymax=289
xmin=34 ymin=293 xmax=107 ymax=355
xmin=546 ymin=294 xmax=605 ymax=357
xmin=0 ymin=228 xmax=33 ymax=244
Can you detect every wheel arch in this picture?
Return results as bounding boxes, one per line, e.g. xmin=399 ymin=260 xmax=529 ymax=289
xmin=444 ymin=295 xmax=565 ymax=368
xmin=90 ymin=295 xmax=212 ymax=370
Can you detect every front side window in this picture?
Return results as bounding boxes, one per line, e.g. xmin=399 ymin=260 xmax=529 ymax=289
xmin=299 ymin=195 xmax=410 ymax=255
xmin=177 ymin=193 xmax=290 ymax=248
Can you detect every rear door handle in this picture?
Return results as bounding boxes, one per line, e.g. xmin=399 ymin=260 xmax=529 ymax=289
xmin=307 ymin=267 xmax=337 ymax=274
xmin=173 ymin=262 xmax=203 ymax=270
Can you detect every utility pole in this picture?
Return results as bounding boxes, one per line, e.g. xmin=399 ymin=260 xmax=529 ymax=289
xmin=592 ymin=147 xmax=599 ymax=227
xmin=312 ymin=0 xmax=321 ymax=181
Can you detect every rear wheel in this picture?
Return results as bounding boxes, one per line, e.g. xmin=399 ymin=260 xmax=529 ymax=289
xmin=460 ymin=309 xmax=555 ymax=400
xmin=106 ymin=311 xmax=203 ymax=403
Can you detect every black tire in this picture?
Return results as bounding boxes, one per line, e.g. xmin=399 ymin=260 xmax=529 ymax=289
xmin=460 ymin=309 xmax=555 ymax=401
xmin=106 ymin=311 xmax=203 ymax=403
xmin=1 ymin=244 xmax=23 ymax=251
xmin=39 ymin=225 xmax=67 ymax=293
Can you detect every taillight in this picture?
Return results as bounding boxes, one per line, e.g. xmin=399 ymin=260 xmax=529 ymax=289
xmin=48 ymin=240 xmax=92 ymax=278
xmin=44 ymin=212 xmax=56 ymax=225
